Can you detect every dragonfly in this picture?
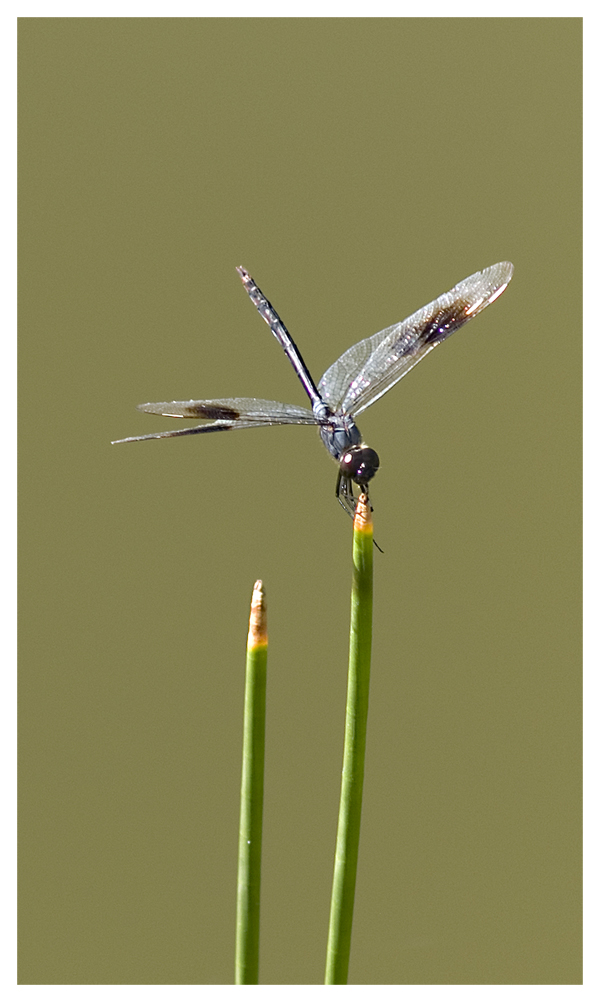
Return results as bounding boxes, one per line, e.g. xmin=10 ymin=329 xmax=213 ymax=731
xmin=112 ymin=261 xmax=513 ymax=516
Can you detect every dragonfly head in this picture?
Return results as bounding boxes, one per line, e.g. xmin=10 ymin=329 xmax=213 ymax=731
xmin=341 ymin=445 xmax=380 ymax=486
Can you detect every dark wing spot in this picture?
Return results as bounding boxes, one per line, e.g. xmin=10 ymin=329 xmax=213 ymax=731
xmin=199 ymin=423 xmax=234 ymax=433
xmin=421 ymin=297 xmax=470 ymax=346
xmin=186 ymin=403 xmax=241 ymax=420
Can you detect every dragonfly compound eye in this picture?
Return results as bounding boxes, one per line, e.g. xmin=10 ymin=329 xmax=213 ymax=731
xmin=342 ymin=447 xmax=380 ymax=484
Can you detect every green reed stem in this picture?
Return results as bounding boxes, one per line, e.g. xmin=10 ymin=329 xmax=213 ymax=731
xmin=235 ymin=580 xmax=268 ymax=985
xmin=325 ymin=497 xmax=374 ymax=984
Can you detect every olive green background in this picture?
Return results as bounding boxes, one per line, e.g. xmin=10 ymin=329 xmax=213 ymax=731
xmin=19 ymin=18 xmax=581 ymax=985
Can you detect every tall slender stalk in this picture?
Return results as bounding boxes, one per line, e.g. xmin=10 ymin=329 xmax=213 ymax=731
xmin=235 ymin=580 xmax=268 ymax=985
xmin=325 ymin=496 xmax=374 ymax=984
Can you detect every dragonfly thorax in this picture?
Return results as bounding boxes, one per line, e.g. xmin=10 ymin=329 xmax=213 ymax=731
xmin=340 ymin=445 xmax=380 ymax=486
xmin=319 ymin=415 xmax=362 ymax=463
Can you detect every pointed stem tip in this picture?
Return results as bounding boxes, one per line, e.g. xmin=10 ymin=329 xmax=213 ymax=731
xmin=353 ymin=494 xmax=373 ymax=534
xmin=247 ymin=580 xmax=267 ymax=650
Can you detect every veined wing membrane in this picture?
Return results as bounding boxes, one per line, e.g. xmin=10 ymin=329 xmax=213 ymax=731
xmin=136 ymin=398 xmax=317 ymax=422
xmin=111 ymin=397 xmax=318 ymax=443
xmin=318 ymin=261 xmax=513 ymax=417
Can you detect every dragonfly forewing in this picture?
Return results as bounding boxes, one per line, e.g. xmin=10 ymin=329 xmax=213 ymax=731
xmin=111 ymin=398 xmax=318 ymax=443
xmin=135 ymin=398 xmax=318 ymax=423
xmin=318 ymin=261 xmax=513 ymax=417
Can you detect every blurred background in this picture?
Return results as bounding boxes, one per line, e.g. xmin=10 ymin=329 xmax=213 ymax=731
xmin=19 ymin=18 xmax=581 ymax=985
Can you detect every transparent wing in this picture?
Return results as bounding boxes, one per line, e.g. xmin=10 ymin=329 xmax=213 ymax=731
xmin=135 ymin=397 xmax=317 ymax=422
xmin=112 ymin=397 xmax=318 ymax=443
xmin=318 ymin=261 xmax=513 ymax=416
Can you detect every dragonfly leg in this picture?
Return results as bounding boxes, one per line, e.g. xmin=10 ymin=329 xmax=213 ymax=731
xmin=336 ymin=475 xmax=382 ymax=549
xmin=336 ymin=472 xmax=358 ymax=517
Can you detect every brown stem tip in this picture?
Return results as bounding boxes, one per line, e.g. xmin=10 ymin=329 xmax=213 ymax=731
xmin=354 ymin=495 xmax=373 ymax=534
xmin=247 ymin=579 xmax=268 ymax=649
